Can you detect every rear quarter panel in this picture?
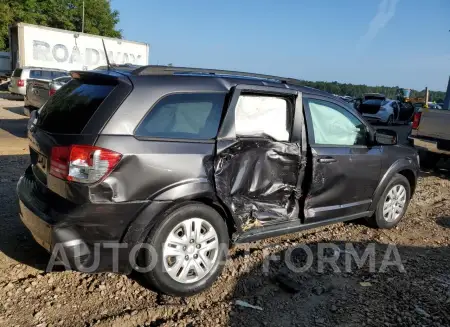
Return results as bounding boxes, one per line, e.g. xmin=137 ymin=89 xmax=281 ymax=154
xmin=368 ymin=144 xmax=419 ymax=211
xmin=94 ymin=135 xmax=217 ymax=202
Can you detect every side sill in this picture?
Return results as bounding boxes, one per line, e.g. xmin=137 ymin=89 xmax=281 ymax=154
xmin=233 ymin=211 xmax=373 ymax=244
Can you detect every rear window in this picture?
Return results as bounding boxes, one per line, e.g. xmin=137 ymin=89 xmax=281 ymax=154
xmin=36 ymin=79 xmax=115 ymax=134
xmin=135 ymin=93 xmax=226 ymax=140
xmin=364 ymin=95 xmax=385 ymax=101
xmin=362 ymin=99 xmax=384 ymax=106
xmin=30 ymin=70 xmax=68 ymax=80
xmin=12 ymin=68 xmax=22 ymax=77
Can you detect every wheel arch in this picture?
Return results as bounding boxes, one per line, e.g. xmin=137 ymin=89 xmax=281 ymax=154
xmin=397 ymin=169 xmax=416 ymax=195
xmin=369 ymin=159 xmax=418 ymax=211
xmin=151 ymin=180 xmax=237 ymax=235
xmin=120 ymin=182 xmax=236 ymax=267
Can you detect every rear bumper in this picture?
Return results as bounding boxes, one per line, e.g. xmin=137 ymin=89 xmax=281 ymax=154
xmin=17 ymin=168 xmax=149 ymax=273
xmin=408 ymin=136 xmax=450 ymax=156
xmin=8 ymin=85 xmax=26 ymax=96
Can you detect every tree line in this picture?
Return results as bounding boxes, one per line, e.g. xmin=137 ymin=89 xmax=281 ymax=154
xmin=298 ymin=80 xmax=446 ymax=103
xmin=0 ymin=0 xmax=121 ymax=50
xmin=0 ymin=1 xmax=445 ymax=101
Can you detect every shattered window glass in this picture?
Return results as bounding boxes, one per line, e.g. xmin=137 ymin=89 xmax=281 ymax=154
xmin=235 ymin=95 xmax=290 ymax=141
xmin=308 ymin=99 xmax=367 ymax=146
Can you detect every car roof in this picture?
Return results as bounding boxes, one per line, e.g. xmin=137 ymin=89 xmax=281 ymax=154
xmin=19 ymin=67 xmax=68 ymax=72
xmin=92 ymin=64 xmax=341 ymax=101
xmin=364 ymin=93 xmax=386 ymax=97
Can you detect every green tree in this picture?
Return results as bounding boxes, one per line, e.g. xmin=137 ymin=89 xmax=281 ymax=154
xmin=0 ymin=0 xmax=121 ymax=50
xmin=296 ymin=79 xmax=445 ymax=103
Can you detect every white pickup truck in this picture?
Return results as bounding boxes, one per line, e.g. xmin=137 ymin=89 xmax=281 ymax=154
xmin=409 ymin=108 xmax=450 ymax=169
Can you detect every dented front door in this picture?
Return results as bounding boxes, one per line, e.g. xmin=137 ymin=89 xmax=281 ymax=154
xmin=214 ymin=85 xmax=305 ymax=232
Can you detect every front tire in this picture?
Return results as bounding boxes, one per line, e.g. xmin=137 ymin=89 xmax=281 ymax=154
xmin=140 ymin=203 xmax=229 ymax=296
xmin=367 ymin=174 xmax=410 ymax=229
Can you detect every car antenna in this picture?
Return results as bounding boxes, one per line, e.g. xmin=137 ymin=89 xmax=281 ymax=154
xmin=102 ymin=39 xmax=111 ymax=70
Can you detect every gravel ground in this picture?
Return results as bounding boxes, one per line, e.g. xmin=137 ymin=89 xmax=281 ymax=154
xmin=0 ymin=96 xmax=449 ymax=327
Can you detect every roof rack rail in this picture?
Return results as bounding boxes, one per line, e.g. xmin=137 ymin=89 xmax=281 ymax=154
xmin=132 ymin=65 xmax=304 ymax=85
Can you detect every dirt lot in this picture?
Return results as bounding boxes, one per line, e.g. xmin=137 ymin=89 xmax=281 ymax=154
xmin=0 ymin=96 xmax=449 ymax=327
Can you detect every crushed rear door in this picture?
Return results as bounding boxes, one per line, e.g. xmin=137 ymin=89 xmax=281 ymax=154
xmin=214 ymin=85 xmax=306 ymax=232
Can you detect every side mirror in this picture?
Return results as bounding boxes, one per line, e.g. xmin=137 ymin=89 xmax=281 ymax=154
xmin=375 ymin=128 xmax=397 ymax=145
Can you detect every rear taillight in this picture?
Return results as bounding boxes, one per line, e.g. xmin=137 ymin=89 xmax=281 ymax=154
xmin=412 ymin=112 xmax=422 ymax=129
xmin=50 ymin=145 xmax=122 ymax=184
xmin=49 ymin=88 xmax=56 ymax=97
xmin=17 ymin=79 xmax=24 ymax=87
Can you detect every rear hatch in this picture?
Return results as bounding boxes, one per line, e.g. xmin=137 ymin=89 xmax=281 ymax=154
xmin=27 ymin=71 xmax=132 ymax=204
xmin=27 ymin=79 xmax=51 ymax=106
xmin=360 ymin=99 xmax=385 ymax=115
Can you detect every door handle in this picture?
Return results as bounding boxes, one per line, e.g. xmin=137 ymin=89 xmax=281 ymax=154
xmin=318 ymin=157 xmax=336 ymax=163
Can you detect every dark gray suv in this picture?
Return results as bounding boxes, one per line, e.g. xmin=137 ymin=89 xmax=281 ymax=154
xmin=18 ymin=66 xmax=419 ymax=296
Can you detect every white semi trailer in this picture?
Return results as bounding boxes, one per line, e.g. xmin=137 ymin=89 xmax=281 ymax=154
xmin=9 ymin=22 xmax=149 ymax=72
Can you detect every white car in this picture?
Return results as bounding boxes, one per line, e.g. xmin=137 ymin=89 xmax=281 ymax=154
xmin=427 ymin=102 xmax=442 ymax=110
xmin=360 ymin=99 xmax=415 ymax=125
xmin=8 ymin=67 xmax=67 ymax=96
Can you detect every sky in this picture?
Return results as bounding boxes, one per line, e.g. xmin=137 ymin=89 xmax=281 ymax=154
xmin=111 ymin=0 xmax=450 ymax=91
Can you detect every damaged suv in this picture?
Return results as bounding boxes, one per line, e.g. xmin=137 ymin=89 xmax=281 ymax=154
xmin=18 ymin=66 xmax=419 ymax=296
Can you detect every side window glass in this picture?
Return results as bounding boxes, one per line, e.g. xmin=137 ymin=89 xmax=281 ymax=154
xmin=308 ymin=99 xmax=367 ymax=146
xmin=235 ymin=95 xmax=290 ymax=141
xmin=135 ymin=93 xmax=226 ymax=140
xmin=30 ymin=70 xmax=42 ymax=79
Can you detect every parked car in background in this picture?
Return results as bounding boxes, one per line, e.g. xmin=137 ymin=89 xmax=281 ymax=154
xmin=358 ymin=95 xmax=415 ymax=125
xmin=427 ymin=102 xmax=442 ymax=110
xmin=8 ymin=67 xmax=68 ymax=96
xmin=18 ymin=66 xmax=419 ymax=297
xmin=24 ymin=75 xmax=71 ymax=115
xmin=340 ymin=95 xmax=354 ymax=103
xmin=409 ymin=106 xmax=450 ymax=169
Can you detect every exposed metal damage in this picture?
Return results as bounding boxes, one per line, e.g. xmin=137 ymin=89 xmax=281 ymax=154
xmin=214 ymin=139 xmax=303 ymax=231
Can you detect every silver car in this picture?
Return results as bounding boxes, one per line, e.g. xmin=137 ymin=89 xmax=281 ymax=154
xmin=360 ymin=99 xmax=415 ymax=125
xmin=24 ymin=75 xmax=71 ymax=115
xmin=8 ymin=67 xmax=68 ymax=96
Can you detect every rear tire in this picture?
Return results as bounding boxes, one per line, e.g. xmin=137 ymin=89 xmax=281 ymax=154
xmin=419 ymin=150 xmax=440 ymax=170
xmin=140 ymin=203 xmax=229 ymax=297
xmin=367 ymin=174 xmax=410 ymax=229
